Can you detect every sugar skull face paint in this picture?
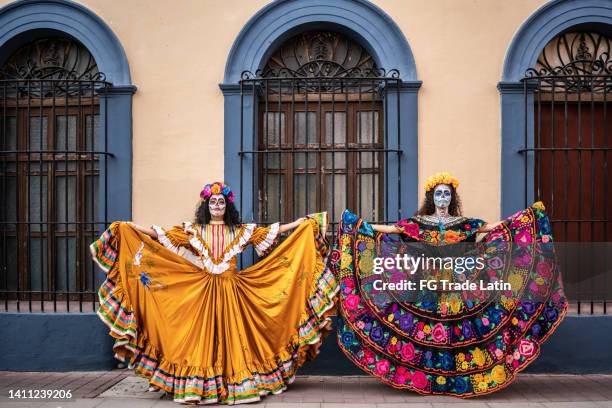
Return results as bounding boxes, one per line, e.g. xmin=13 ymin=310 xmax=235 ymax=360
xmin=433 ymin=184 xmax=452 ymax=209
xmin=209 ymin=194 xmax=226 ymax=218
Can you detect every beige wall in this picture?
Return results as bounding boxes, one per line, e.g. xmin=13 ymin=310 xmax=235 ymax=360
xmin=0 ymin=0 xmax=550 ymax=226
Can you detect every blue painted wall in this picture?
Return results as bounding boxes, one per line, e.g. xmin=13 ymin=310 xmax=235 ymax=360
xmin=1 ymin=314 xmax=610 ymax=373
xmin=0 ymin=313 xmax=116 ymax=371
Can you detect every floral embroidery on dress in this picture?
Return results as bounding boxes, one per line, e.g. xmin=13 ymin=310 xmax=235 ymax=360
xmin=328 ymin=205 xmax=567 ymax=397
xmin=395 ymin=216 xmax=485 ymax=245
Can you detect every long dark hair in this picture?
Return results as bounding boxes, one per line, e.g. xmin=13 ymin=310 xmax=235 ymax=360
xmin=195 ymin=198 xmax=242 ymax=226
xmin=417 ymin=184 xmax=463 ymax=216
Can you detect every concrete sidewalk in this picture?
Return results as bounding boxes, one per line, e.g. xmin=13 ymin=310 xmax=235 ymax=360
xmin=0 ymin=372 xmax=611 ymax=407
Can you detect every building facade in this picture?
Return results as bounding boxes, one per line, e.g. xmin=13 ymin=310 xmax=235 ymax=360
xmin=0 ymin=0 xmax=611 ymax=372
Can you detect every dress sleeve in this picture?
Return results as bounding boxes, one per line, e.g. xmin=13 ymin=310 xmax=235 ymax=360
xmin=394 ymin=218 xmax=421 ymax=240
xmin=248 ymin=222 xmax=281 ymax=257
xmin=151 ymin=223 xmax=192 ymax=255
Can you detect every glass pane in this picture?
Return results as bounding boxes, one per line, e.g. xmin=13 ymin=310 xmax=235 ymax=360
xmin=85 ymin=174 xmax=99 ymax=223
xmin=293 ymin=173 xmax=317 ymax=216
xmin=294 ymin=152 xmax=316 ymax=169
xmin=55 ymin=176 xmax=76 ymax=231
xmin=55 ymin=160 xmax=78 ymax=172
xmin=28 ymin=175 xmax=48 ymax=232
xmin=294 ymin=112 xmax=317 ymax=145
xmin=357 ymin=111 xmax=379 ymax=144
xmin=55 ymin=237 xmax=76 ymax=292
xmin=0 ymin=117 xmax=17 ymax=172
xmin=266 ymin=150 xmax=282 ymax=169
xmin=324 ymin=112 xmax=346 ymax=145
xmin=263 ymin=112 xmax=285 ymax=146
xmin=262 ymin=174 xmax=283 ymax=223
xmin=85 ymin=114 xmax=100 ymax=151
xmin=323 ymin=151 xmax=346 ymax=169
xmin=358 ymin=173 xmax=379 ymax=221
xmin=55 ymin=115 xmax=77 ymax=150
xmin=2 ymin=176 xmax=17 ymax=222
xmin=357 ymin=149 xmax=379 ymax=169
xmin=1 ymin=237 xmax=18 ymax=290
xmin=325 ymin=174 xmax=346 ymax=222
xmin=0 ymin=116 xmax=17 ymax=150
xmin=28 ymin=237 xmax=48 ymax=291
xmin=86 ymin=114 xmax=101 ymax=172
xmin=29 ymin=116 xmax=48 ymax=150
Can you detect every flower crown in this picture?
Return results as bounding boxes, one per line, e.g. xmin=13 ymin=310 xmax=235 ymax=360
xmin=200 ymin=182 xmax=235 ymax=203
xmin=424 ymin=172 xmax=459 ymax=192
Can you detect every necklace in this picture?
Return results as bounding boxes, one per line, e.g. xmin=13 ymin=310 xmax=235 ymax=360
xmin=421 ymin=214 xmax=460 ymax=225
xmin=209 ymin=220 xmax=225 ymax=225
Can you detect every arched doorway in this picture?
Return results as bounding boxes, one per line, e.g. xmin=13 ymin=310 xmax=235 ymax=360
xmin=500 ymin=0 xmax=612 ymax=315
xmin=523 ymin=30 xmax=612 ymax=313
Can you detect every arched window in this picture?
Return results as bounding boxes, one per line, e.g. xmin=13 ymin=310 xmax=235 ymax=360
xmin=0 ymin=37 xmax=109 ymax=311
xmin=523 ymin=30 xmax=612 ymax=312
xmin=241 ymin=31 xmax=402 ymax=232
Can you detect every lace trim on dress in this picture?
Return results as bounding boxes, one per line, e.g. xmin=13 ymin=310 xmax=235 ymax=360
xmin=254 ymin=222 xmax=281 ymax=256
xmin=151 ymin=224 xmax=206 ymax=269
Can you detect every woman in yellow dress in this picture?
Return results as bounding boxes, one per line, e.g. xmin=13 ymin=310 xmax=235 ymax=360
xmin=90 ymin=182 xmax=337 ymax=405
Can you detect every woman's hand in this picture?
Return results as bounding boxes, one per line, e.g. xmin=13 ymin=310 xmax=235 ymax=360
xmin=480 ymin=220 xmax=502 ymax=232
xmin=475 ymin=220 xmax=503 ymax=242
xmin=279 ymin=217 xmax=306 ymax=233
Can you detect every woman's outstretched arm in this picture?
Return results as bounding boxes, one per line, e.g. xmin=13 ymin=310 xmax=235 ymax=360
xmin=279 ymin=217 xmax=306 ymax=233
xmin=128 ymin=222 xmax=158 ymax=239
xmin=370 ymin=224 xmax=402 ymax=234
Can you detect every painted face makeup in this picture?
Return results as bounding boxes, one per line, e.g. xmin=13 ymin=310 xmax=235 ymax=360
xmin=433 ymin=184 xmax=452 ymax=209
xmin=209 ymin=194 xmax=226 ymax=218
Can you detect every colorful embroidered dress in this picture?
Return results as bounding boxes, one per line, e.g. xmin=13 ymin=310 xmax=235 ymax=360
xmin=91 ymin=213 xmax=337 ymax=405
xmin=330 ymin=203 xmax=567 ymax=397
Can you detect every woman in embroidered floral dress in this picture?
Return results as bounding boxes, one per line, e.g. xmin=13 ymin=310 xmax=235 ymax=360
xmin=329 ymin=172 xmax=567 ymax=397
xmin=91 ymin=182 xmax=337 ymax=405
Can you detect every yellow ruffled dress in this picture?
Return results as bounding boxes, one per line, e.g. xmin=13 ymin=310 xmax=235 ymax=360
xmin=90 ymin=213 xmax=337 ymax=404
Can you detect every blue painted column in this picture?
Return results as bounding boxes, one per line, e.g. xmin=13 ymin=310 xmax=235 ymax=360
xmin=220 ymin=83 xmax=257 ymax=224
xmin=385 ymin=80 xmax=421 ymax=222
xmin=220 ymin=83 xmax=257 ymax=268
xmin=498 ymin=81 xmax=536 ymax=218
xmin=98 ymin=85 xmax=136 ymax=223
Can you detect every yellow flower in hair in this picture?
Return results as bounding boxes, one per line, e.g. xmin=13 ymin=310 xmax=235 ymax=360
xmin=424 ymin=172 xmax=460 ymax=192
xmin=210 ymin=184 xmax=221 ymax=194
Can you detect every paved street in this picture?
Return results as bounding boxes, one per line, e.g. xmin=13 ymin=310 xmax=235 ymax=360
xmin=1 ymin=372 xmax=611 ymax=407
